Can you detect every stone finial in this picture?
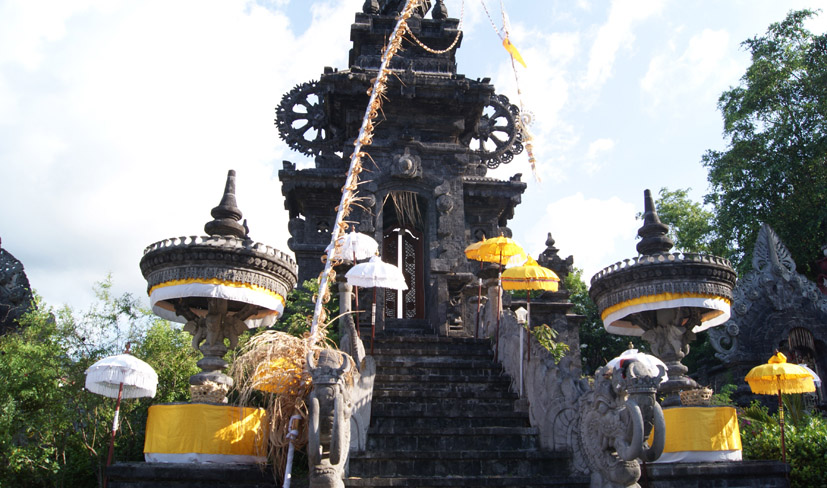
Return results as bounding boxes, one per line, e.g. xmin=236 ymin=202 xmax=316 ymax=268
xmin=204 ymin=170 xmax=248 ymax=239
xmin=537 ymin=232 xmax=573 ymax=282
xmin=362 ymin=0 xmax=379 ymax=14
xmin=636 ymin=189 xmax=673 ymax=255
xmin=432 ymin=0 xmax=448 ymax=19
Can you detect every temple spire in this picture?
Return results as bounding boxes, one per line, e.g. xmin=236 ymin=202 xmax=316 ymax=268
xmin=636 ymin=189 xmax=673 ymax=255
xmin=204 ymin=170 xmax=248 ymax=239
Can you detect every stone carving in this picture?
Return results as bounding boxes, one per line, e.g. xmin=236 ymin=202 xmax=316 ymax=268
xmin=709 ymin=224 xmax=827 ymax=367
xmin=497 ymin=311 xmax=664 ymax=487
xmin=140 ymin=170 xmax=299 ymax=403
xmin=463 ymin=94 xmax=524 ymax=169
xmin=279 ymin=3 xmax=527 ymax=333
xmin=336 ymin=281 xmax=377 ymax=454
xmin=579 ymin=360 xmax=666 ymax=488
xmin=392 ymin=147 xmax=422 ymax=179
xmin=537 ymin=232 xmax=574 ymax=284
xmin=0 ymin=239 xmax=33 ymax=334
xmin=276 ymin=80 xmax=342 ymax=157
xmin=307 ymin=349 xmax=354 ymax=488
xmin=590 ymin=190 xmax=737 ymax=406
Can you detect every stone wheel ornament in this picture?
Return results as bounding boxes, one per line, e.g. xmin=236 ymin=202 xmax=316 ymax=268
xmin=467 ymin=94 xmax=524 ymax=168
xmin=276 ymin=80 xmax=341 ymax=156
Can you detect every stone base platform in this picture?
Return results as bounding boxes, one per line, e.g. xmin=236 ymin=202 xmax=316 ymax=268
xmin=106 ymin=462 xmax=308 ymax=488
xmin=644 ymin=460 xmax=789 ymax=487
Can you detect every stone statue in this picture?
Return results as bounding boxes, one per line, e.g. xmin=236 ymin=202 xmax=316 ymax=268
xmin=499 ymin=310 xmax=665 ymax=488
xmin=579 ymin=358 xmax=665 ymax=488
xmin=307 ymin=349 xmax=354 ymax=488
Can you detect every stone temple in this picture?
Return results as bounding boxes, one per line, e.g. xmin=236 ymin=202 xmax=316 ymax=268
xmin=278 ymin=0 xmax=527 ymax=337
xmin=101 ymin=1 xmax=820 ymax=487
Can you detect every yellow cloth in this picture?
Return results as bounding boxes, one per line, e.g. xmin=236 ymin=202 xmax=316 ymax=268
xmin=144 ymin=404 xmax=267 ymax=456
xmin=659 ymin=406 xmax=742 ymax=452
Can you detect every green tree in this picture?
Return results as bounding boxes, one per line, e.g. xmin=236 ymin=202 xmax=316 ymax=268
xmin=278 ymin=278 xmax=340 ymax=344
xmin=566 ymin=269 xmax=644 ymax=374
xmin=0 ymin=281 xmax=198 ymax=487
xmin=702 ymin=9 xmax=827 ymax=277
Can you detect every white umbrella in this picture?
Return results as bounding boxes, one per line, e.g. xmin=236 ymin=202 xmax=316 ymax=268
xmin=85 ymin=354 xmax=158 ymax=399
xmin=798 ymin=363 xmax=822 ymax=387
xmin=326 ymin=231 xmax=380 ymax=336
xmin=605 ymin=349 xmax=668 ymax=385
xmin=85 ymin=346 xmax=157 ymax=488
xmin=345 ymin=256 xmax=408 ymax=353
xmin=325 ymin=231 xmax=379 ymax=263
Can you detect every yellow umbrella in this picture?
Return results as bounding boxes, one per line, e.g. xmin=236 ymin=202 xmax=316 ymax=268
xmin=501 ymin=259 xmax=560 ymax=396
xmin=473 ymin=235 xmax=528 ymax=266
xmin=745 ymin=352 xmax=816 ymax=463
xmin=464 ymin=239 xmax=485 ymax=261
xmin=501 ymin=257 xmax=560 ymax=292
xmin=469 ymin=235 xmax=528 ymax=361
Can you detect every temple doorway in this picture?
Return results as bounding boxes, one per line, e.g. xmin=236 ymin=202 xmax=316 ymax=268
xmin=381 ymin=192 xmax=425 ymax=320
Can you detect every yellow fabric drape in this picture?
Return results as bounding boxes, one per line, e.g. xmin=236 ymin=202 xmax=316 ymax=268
xmin=144 ymin=404 xmax=267 ymax=456
xmin=601 ymin=292 xmax=730 ymax=321
xmin=149 ymin=278 xmax=287 ymax=306
xmin=650 ymin=406 xmax=742 ymax=452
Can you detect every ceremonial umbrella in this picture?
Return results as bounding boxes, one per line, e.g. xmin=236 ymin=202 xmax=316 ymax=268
xmin=85 ymin=344 xmax=157 ymax=488
xmin=471 ymin=235 xmax=528 ymax=361
xmin=326 ymin=231 xmax=379 ymax=334
xmin=325 ymin=230 xmax=379 ymax=262
xmin=501 ymin=258 xmax=560 ymax=395
xmin=605 ymin=348 xmax=668 ymax=384
xmin=464 ymin=238 xmax=486 ymax=339
xmin=745 ymin=352 xmax=816 ymax=463
xmin=345 ymin=256 xmax=408 ymax=354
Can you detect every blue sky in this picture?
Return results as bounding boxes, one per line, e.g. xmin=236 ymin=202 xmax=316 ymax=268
xmin=1 ymin=0 xmax=825 ymax=312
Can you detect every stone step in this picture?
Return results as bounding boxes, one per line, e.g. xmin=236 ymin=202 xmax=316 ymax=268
xmin=371 ymin=397 xmax=517 ymax=414
xmin=345 ymin=475 xmax=589 ymax=487
xmin=374 ymin=365 xmax=506 ymax=378
xmin=366 ymin=428 xmax=540 ymax=451
xmin=373 ymin=387 xmax=517 ymax=400
xmin=374 ymin=355 xmax=497 ymax=368
xmin=348 ymin=450 xmax=570 ymax=478
xmin=371 ymin=399 xmax=524 ymax=418
xmin=370 ymin=415 xmax=531 ymax=432
xmin=374 ymin=373 xmax=511 ymax=385
xmin=371 ymin=347 xmax=493 ymax=358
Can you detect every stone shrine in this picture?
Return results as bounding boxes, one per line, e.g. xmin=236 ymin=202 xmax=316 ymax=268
xmin=709 ymin=224 xmax=827 ymax=407
xmin=278 ymin=0 xmax=526 ymax=337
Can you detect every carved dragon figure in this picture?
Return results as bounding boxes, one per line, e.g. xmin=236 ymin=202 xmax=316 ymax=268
xmin=500 ymin=309 xmax=667 ymax=488
xmin=579 ymin=358 xmax=666 ymax=488
xmin=306 ymin=349 xmax=353 ymax=488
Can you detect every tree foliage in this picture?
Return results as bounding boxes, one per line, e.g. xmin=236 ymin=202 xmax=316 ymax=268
xmin=565 ymin=269 xmax=644 ymax=374
xmin=738 ymin=401 xmax=827 ymax=488
xmin=277 ymin=278 xmax=340 ymax=344
xmin=0 ymin=280 xmax=198 ymax=487
xmin=703 ymin=9 xmax=827 ymax=277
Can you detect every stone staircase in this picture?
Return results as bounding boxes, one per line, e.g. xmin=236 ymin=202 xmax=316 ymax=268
xmin=346 ymin=325 xmax=589 ymax=487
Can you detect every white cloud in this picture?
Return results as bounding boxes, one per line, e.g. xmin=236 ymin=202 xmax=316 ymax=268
xmin=583 ymin=137 xmax=615 ymax=175
xmin=583 ymin=0 xmax=664 ymax=90
xmin=641 ymin=28 xmax=740 ymax=112
xmin=0 ymin=0 xmax=358 ymax=310
xmin=518 ymin=192 xmax=638 ymax=284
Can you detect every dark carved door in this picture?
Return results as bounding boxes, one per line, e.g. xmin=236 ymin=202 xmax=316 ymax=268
xmin=382 ymin=225 xmax=424 ymax=319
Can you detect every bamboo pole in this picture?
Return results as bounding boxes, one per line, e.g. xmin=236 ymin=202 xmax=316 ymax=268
xmin=308 ymin=0 xmax=422 ymax=349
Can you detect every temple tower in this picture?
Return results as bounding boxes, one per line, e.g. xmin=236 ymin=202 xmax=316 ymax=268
xmin=278 ymin=2 xmax=526 ymax=334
